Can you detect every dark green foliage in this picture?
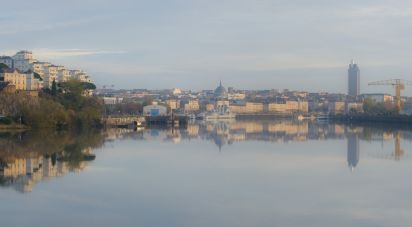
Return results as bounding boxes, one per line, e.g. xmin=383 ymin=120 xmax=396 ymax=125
xmin=0 ymin=79 xmax=102 ymax=129
xmin=363 ymin=98 xmax=397 ymax=115
xmin=33 ymin=72 xmax=43 ymax=81
xmin=51 ymin=80 xmax=57 ymax=96
xmin=0 ymin=63 xmax=9 ymax=71
xmin=0 ymin=117 xmax=12 ymax=125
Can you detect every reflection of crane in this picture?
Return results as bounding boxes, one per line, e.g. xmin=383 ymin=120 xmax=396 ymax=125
xmin=366 ymin=131 xmax=405 ymax=161
xmin=394 ymin=131 xmax=404 ymax=161
xmin=368 ymin=79 xmax=412 ymax=112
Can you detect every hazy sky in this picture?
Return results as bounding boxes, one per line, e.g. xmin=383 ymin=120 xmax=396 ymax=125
xmin=1 ymin=0 xmax=412 ymax=95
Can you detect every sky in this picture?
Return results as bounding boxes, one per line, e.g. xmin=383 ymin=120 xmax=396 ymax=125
xmin=1 ymin=0 xmax=412 ymax=95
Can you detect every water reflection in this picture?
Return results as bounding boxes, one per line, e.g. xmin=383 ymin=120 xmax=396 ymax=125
xmin=107 ymin=120 xmax=412 ymax=168
xmin=347 ymin=133 xmax=359 ymax=171
xmin=1 ymin=121 xmax=411 ymax=193
xmin=0 ymin=130 xmax=104 ymax=193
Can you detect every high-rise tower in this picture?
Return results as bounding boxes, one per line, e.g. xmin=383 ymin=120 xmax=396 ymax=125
xmin=348 ymin=60 xmax=360 ymax=97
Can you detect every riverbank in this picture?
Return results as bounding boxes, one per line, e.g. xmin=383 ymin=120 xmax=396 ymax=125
xmin=235 ymin=113 xmax=298 ymax=120
xmin=0 ymin=123 xmax=30 ymax=130
xmin=331 ymin=114 xmax=412 ymax=125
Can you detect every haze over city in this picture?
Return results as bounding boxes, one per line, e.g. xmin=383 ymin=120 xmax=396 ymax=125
xmin=2 ymin=0 xmax=412 ymax=95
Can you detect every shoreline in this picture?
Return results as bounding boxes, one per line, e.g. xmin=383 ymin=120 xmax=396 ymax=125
xmin=0 ymin=124 xmax=30 ymax=130
xmin=330 ymin=114 xmax=412 ymax=125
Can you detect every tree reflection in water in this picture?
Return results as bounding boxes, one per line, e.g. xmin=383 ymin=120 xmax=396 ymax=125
xmin=0 ymin=130 xmax=104 ymax=193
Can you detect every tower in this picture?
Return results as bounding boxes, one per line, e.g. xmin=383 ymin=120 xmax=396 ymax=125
xmin=348 ymin=60 xmax=360 ymax=97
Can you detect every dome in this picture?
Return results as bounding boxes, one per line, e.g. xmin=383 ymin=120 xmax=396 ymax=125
xmin=214 ymin=81 xmax=227 ymax=98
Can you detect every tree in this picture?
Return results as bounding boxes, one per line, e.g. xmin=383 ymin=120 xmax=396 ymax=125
xmin=363 ymin=98 xmax=397 ymax=115
xmin=51 ymin=80 xmax=57 ymax=96
xmin=0 ymin=63 xmax=9 ymax=71
xmin=33 ymin=72 xmax=43 ymax=81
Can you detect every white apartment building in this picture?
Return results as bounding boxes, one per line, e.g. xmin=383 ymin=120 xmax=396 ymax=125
xmin=57 ymin=68 xmax=71 ymax=82
xmin=0 ymin=51 xmax=93 ymax=89
xmin=43 ymin=65 xmax=58 ymax=88
xmin=12 ymin=50 xmax=34 ymax=72
xmin=31 ymin=62 xmax=51 ymax=79
xmin=75 ymin=72 xmax=92 ymax=83
xmin=69 ymin=70 xmax=81 ymax=77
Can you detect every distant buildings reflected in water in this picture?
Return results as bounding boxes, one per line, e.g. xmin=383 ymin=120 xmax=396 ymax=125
xmin=0 ymin=154 xmax=90 ymax=193
xmin=3 ymin=122 xmax=410 ymax=193
xmin=107 ymin=120 xmax=412 ymax=171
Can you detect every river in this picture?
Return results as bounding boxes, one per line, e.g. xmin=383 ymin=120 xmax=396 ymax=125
xmin=0 ymin=120 xmax=412 ymax=227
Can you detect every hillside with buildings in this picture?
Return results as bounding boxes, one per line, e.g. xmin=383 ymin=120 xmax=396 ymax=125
xmin=0 ymin=50 xmax=92 ymax=94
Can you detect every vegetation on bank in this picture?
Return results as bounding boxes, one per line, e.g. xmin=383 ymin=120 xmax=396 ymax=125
xmin=362 ymin=98 xmax=398 ymax=115
xmin=0 ymin=80 xmax=103 ymax=129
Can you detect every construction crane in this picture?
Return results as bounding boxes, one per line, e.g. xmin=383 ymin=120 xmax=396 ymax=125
xmin=368 ymin=79 xmax=412 ymax=112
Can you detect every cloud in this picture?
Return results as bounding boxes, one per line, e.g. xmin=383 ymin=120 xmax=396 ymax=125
xmin=2 ymin=49 xmax=126 ymax=59
xmin=0 ymin=18 xmax=96 ymax=35
xmin=31 ymin=49 xmax=127 ymax=59
xmin=350 ymin=5 xmax=412 ymax=18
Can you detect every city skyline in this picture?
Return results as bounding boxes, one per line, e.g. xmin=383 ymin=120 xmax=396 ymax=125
xmin=2 ymin=0 xmax=412 ymax=96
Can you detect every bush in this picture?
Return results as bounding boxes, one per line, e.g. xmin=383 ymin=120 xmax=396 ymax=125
xmin=0 ymin=117 xmax=12 ymax=125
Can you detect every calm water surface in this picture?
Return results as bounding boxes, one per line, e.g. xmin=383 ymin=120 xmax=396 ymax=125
xmin=1 ymin=120 xmax=412 ymax=227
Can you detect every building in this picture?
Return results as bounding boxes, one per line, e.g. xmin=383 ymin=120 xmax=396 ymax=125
xmin=267 ymin=101 xmax=309 ymax=114
xmin=227 ymin=92 xmax=246 ymax=100
xmin=328 ymin=101 xmax=363 ymax=114
xmin=183 ymin=99 xmax=200 ymax=113
xmin=328 ymin=101 xmax=345 ymax=115
xmin=230 ymin=102 xmax=264 ymax=113
xmin=346 ymin=102 xmax=363 ymax=113
xmin=31 ymin=61 xmax=50 ymax=79
xmin=402 ymin=98 xmax=412 ymax=115
xmin=0 ymin=69 xmax=27 ymax=90
xmin=0 ymin=56 xmax=13 ymax=68
xmin=348 ymin=60 xmax=360 ymax=97
xmin=26 ymin=72 xmax=43 ymax=90
xmin=0 ymin=51 xmax=93 ymax=89
xmin=143 ymin=104 xmax=168 ymax=116
xmin=42 ymin=65 xmax=59 ymax=88
xmin=74 ymin=71 xmax=92 ymax=83
xmin=362 ymin=93 xmax=393 ymax=103
xmin=103 ymin=97 xmax=124 ymax=105
xmin=12 ymin=50 xmax=34 ymax=72
xmin=57 ymin=68 xmax=70 ymax=82
xmin=166 ymin=99 xmax=180 ymax=110
xmin=171 ymin=88 xmax=182 ymax=96
xmin=214 ymin=81 xmax=227 ymax=99
xmin=205 ymin=103 xmax=215 ymax=112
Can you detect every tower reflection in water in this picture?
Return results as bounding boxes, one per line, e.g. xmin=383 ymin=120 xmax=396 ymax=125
xmin=347 ymin=133 xmax=359 ymax=172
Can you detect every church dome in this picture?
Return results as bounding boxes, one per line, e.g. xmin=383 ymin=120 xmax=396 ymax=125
xmin=214 ymin=81 xmax=227 ymax=98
